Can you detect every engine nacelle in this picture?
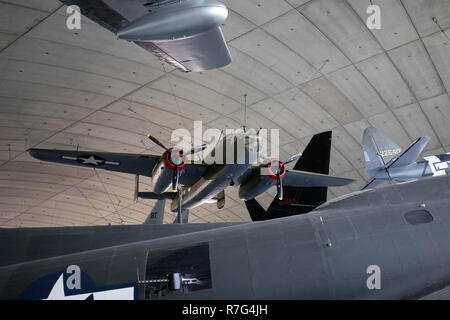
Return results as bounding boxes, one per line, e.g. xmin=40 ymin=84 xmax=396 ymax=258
xmin=152 ymin=148 xmax=187 ymax=194
xmin=117 ymin=0 xmax=228 ymax=42
xmin=239 ymin=159 xmax=286 ymax=200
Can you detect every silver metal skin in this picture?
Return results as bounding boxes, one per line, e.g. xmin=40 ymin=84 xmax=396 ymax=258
xmin=117 ymin=0 xmax=228 ymax=41
xmin=361 ymin=127 xmax=450 ymax=190
xmin=59 ymin=0 xmax=232 ymax=72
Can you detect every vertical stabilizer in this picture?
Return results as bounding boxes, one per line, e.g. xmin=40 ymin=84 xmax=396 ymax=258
xmin=144 ymin=199 xmax=165 ymax=225
xmin=362 ymin=127 xmax=401 ymax=175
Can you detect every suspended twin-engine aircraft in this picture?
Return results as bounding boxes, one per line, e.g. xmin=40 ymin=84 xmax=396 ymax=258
xmin=29 ymin=130 xmax=353 ymax=223
xmin=361 ymin=127 xmax=450 ymax=190
xmin=62 ymin=0 xmax=232 ymax=72
xmin=2 ymin=174 xmax=450 ymax=299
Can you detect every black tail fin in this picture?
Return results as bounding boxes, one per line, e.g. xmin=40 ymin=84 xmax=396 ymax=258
xmin=245 ymin=131 xmax=332 ymax=221
xmin=244 ymin=199 xmax=267 ymax=221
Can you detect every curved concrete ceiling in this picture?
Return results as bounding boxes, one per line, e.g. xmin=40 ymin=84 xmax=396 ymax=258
xmin=0 ymin=0 xmax=449 ymax=227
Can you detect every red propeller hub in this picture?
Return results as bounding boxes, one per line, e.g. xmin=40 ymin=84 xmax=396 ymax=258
xmin=265 ymin=159 xmax=286 ymax=180
xmin=163 ymin=148 xmax=187 ymax=171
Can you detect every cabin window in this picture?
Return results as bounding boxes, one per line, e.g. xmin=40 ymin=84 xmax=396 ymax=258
xmin=404 ymin=210 xmax=433 ymax=225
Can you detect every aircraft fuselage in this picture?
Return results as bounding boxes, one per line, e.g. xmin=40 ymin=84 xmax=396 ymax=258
xmin=370 ymin=153 xmax=450 ymax=182
xmin=2 ymin=175 xmax=450 ymax=299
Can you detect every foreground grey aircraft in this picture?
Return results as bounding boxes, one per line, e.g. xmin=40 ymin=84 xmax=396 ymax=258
xmin=361 ymin=127 xmax=450 ymax=190
xmin=1 ymin=175 xmax=450 ymax=299
xmin=29 ymin=130 xmax=352 ymax=222
xmin=62 ymin=0 xmax=232 ymax=72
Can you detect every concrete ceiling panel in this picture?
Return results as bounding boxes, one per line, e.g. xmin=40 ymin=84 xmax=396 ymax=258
xmin=401 ymin=0 xmax=450 ymax=37
xmin=1 ymin=0 xmax=62 ymax=12
xmin=126 ymin=87 xmax=222 ymax=123
xmin=250 ymin=98 xmax=316 ymax=139
xmin=392 ymin=102 xmax=441 ymax=150
xmin=420 ymin=94 xmax=450 ymax=147
xmin=222 ymin=47 xmax=294 ymax=96
xmin=422 ymin=29 xmax=450 ymax=94
xmin=148 ymin=74 xmax=242 ymax=115
xmin=298 ymin=0 xmax=383 ymax=62
xmin=356 ymin=53 xmax=415 ymax=108
xmin=230 ymin=28 xmax=319 ymax=85
xmin=331 ymin=126 xmax=365 ymax=169
xmin=367 ymin=110 xmax=412 ymax=148
xmin=25 ymin=12 xmax=166 ymax=70
xmin=388 ymin=40 xmax=444 ymax=100
xmin=0 ymin=2 xmax=49 ymax=35
xmin=346 ymin=0 xmax=418 ymax=50
xmin=222 ymin=0 xmax=292 ymax=26
xmin=326 ymin=65 xmax=388 ymax=117
xmin=273 ymin=87 xmax=338 ymax=132
xmin=0 ymin=59 xmax=139 ymax=98
xmin=221 ymin=9 xmax=256 ymax=41
xmin=176 ymin=69 xmax=267 ymax=107
xmin=0 ymin=80 xmax=117 ymax=110
xmin=2 ymin=37 xmax=166 ymax=85
xmin=262 ymin=9 xmax=351 ymax=74
xmin=300 ymin=77 xmax=363 ymax=124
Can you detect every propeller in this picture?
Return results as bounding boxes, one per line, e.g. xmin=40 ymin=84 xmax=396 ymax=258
xmin=147 ymin=133 xmax=207 ymax=191
xmin=147 ymin=134 xmax=168 ymax=151
xmin=283 ymin=152 xmax=302 ymax=165
xmin=266 ymin=152 xmax=302 ymax=201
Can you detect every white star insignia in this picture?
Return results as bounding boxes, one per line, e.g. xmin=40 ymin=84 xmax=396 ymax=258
xmin=80 ymin=156 xmax=103 ymax=165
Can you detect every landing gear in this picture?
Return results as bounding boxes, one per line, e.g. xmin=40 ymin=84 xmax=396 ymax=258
xmin=174 ymin=187 xmax=189 ymax=224
xmin=177 ymin=187 xmax=183 ymax=224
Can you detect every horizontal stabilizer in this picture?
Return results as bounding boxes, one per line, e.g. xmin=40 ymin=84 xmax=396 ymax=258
xmin=386 ymin=136 xmax=430 ymax=169
xmin=283 ymin=170 xmax=353 ymax=187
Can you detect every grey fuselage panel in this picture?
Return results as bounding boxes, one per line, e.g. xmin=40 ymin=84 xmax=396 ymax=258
xmin=1 ymin=176 xmax=450 ymax=299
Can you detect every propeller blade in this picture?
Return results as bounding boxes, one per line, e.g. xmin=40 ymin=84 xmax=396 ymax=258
xmin=189 ymin=144 xmax=208 ymax=154
xmin=283 ymin=152 xmax=302 ymax=165
xmin=172 ymin=165 xmax=179 ymax=191
xmin=147 ymin=134 xmax=168 ymax=151
xmin=276 ymin=171 xmax=283 ymax=200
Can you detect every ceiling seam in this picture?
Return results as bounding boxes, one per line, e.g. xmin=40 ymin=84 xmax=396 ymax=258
xmin=0 ymin=3 xmax=64 ymax=55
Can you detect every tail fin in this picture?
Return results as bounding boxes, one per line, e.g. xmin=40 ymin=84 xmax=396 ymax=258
xmin=362 ymin=127 xmax=402 ymax=174
xmin=245 ymin=131 xmax=332 ymax=221
xmin=244 ymin=199 xmax=267 ymax=221
xmin=144 ymin=199 xmax=165 ymax=225
xmin=388 ymin=136 xmax=429 ymax=168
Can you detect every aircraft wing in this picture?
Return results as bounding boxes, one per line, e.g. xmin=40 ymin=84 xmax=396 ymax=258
xmin=61 ymin=0 xmax=231 ymax=72
xmin=28 ymin=148 xmax=207 ymax=185
xmin=283 ymin=169 xmax=354 ymax=187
